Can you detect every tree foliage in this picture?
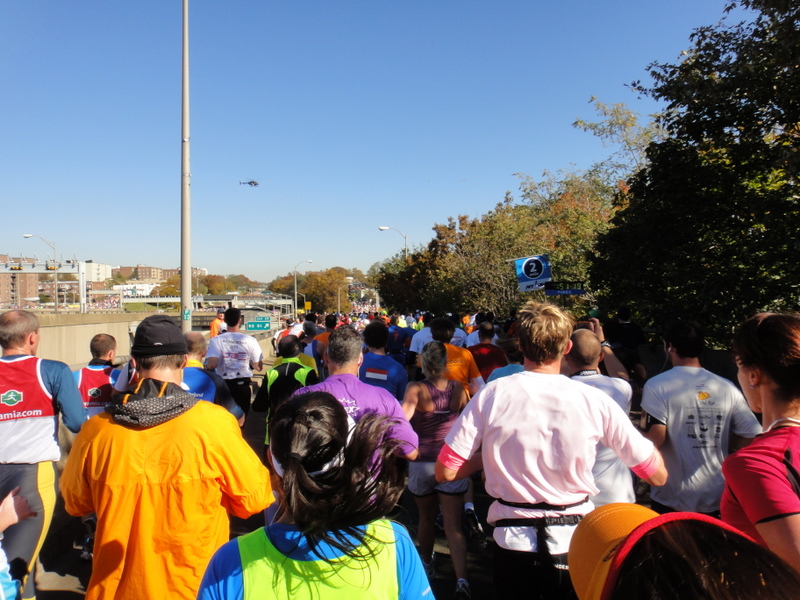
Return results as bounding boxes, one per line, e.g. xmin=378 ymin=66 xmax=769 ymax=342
xmin=573 ymin=97 xmax=664 ymax=181
xmin=302 ymin=267 xmax=351 ymax=313
xmin=592 ymin=0 xmax=800 ymax=340
xmin=377 ymin=170 xmax=618 ymax=316
xmin=267 ymin=268 xmax=359 ymax=313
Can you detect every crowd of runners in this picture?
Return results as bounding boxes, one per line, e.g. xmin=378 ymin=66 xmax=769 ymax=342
xmin=2 ymin=302 xmax=800 ymax=599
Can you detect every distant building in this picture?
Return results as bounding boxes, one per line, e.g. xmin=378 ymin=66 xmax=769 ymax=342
xmin=163 ymin=267 xmax=208 ymax=280
xmin=40 ymin=280 xmax=80 ymax=302
xmin=83 ymin=261 xmax=113 ymax=283
xmin=0 ymin=255 xmax=39 ymax=306
xmin=112 ymin=265 xmax=163 ymax=281
xmin=112 ymin=283 xmax=157 ymax=297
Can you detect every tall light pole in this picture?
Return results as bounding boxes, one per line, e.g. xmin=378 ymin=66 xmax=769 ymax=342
xmin=293 ymin=259 xmax=312 ymax=317
xmin=378 ymin=226 xmax=408 ymax=260
xmin=179 ymin=0 xmax=193 ymax=332
xmin=23 ymin=234 xmax=58 ymax=313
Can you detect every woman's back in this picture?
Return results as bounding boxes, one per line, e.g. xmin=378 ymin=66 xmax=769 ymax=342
xmin=410 ymin=379 xmax=460 ymax=462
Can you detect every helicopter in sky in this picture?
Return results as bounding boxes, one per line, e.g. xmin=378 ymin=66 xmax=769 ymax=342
xmin=239 ymin=180 xmax=260 ymax=187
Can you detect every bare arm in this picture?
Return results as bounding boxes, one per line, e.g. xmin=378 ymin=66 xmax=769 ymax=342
xmin=756 ymin=515 xmax=800 ymax=572
xmin=403 ymin=447 xmax=420 ymax=461
xmin=641 ymin=449 xmax=668 ymax=487
xmin=450 ymin=384 xmax=467 ymax=413
xmin=205 ymin=357 xmax=220 ymax=370
xmin=589 ymin=318 xmax=629 ymax=381
xmin=401 ymin=382 xmax=421 ymax=421
xmin=642 ymin=417 xmax=667 ymax=450
xmin=435 ymin=452 xmax=483 ymax=482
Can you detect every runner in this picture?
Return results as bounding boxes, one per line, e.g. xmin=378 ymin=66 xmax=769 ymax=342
xmin=198 ymin=391 xmax=431 ymax=600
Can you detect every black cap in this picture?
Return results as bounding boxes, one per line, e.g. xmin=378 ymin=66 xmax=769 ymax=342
xmin=131 ymin=315 xmax=188 ymax=356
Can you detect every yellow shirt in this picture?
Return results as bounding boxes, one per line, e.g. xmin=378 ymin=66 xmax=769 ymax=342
xmin=61 ymin=401 xmax=271 ymax=600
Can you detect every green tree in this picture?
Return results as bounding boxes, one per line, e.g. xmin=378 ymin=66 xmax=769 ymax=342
xmin=267 ymin=274 xmax=295 ymax=297
xmin=573 ymin=97 xmax=664 ymax=181
xmin=202 ymin=275 xmax=233 ymax=295
xmin=592 ymin=0 xmax=800 ymax=339
xmin=227 ymin=274 xmax=256 ymax=292
xmin=154 ymin=275 xmax=181 ymax=297
xmin=378 ymin=170 xmax=616 ymax=316
xmin=301 ymin=268 xmax=351 ymax=313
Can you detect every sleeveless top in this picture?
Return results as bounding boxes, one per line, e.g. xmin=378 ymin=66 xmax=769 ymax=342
xmin=410 ymin=380 xmax=458 ymax=462
xmin=0 ymin=356 xmax=59 ymax=463
xmin=76 ymin=365 xmax=116 ymax=417
xmin=238 ymin=519 xmax=398 ymax=599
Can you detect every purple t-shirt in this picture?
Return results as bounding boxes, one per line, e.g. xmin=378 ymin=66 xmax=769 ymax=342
xmin=297 ymin=374 xmax=418 ymax=456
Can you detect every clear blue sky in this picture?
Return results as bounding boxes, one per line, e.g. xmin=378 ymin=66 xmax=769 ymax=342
xmin=1 ymin=1 xmax=732 ymax=283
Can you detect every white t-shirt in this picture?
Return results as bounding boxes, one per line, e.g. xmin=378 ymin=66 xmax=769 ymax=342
xmin=465 ymin=329 xmax=498 ymax=347
xmin=409 ymin=326 xmax=467 ymax=353
xmin=206 ymin=331 xmax=263 ymax=379
xmin=446 ymin=371 xmax=654 ymax=553
xmin=571 ymin=372 xmax=635 ymax=506
xmin=642 ymin=366 xmax=761 ymax=512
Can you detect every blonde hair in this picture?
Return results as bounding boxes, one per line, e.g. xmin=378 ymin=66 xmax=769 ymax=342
xmin=517 ymin=301 xmax=574 ymax=364
xmin=420 ymin=341 xmax=448 ymax=378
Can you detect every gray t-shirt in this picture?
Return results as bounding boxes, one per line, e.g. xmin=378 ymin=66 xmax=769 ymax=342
xmin=642 ymin=366 xmax=761 ymax=512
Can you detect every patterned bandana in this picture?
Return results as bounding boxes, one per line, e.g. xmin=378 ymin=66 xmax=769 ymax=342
xmin=106 ymin=378 xmax=198 ymax=428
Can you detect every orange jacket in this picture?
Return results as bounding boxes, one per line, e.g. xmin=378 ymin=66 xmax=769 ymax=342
xmin=61 ymin=401 xmax=271 ymax=600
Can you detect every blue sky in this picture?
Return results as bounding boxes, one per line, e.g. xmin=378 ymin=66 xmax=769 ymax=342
xmin=1 ymin=1 xmax=733 ymax=283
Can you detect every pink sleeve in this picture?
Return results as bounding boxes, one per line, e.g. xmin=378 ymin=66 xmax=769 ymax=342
xmin=437 ymin=443 xmax=467 ymax=471
xmin=631 ymin=451 xmax=660 ymax=479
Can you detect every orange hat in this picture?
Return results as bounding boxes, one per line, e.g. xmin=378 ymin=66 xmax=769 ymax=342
xmin=568 ymin=503 xmax=748 ymax=600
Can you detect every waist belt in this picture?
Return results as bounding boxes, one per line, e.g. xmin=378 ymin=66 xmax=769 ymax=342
xmin=494 ymin=508 xmax=585 ymax=561
xmin=497 ymin=496 xmax=588 ymax=511
xmin=494 ymin=515 xmax=583 ymax=528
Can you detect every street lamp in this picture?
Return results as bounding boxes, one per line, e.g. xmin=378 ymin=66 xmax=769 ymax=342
xmin=179 ymin=0 xmax=192 ymax=333
xmin=378 ymin=226 xmax=408 ymax=260
xmin=293 ymin=259 xmax=312 ymax=317
xmin=23 ymin=234 xmax=58 ymax=313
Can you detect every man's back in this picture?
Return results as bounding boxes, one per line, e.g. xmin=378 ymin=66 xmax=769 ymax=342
xmin=571 ymin=373 xmax=634 ymax=505
xmin=74 ymin=364 xmax=120 ymax=418
xmin=359 ymin=352 xmax=409 ymax=401
xmin=444 ymin=344 xmax=481 ymax=393
xmin=468 ymin=342 xmax=507 ymax=382
xmin=299 ymin=373 xmax=417 ymax=457
xmin=642 ymin=366 xmax=761 ymax=512
xmin=1 ymin=354 xmax=86 ymax=462
xmin=255 ymin=358 xmax=318 ymax=416
xmin=207 ymin=331 xmax=261 ymax=379
xmin=447 ymin=372 xmax=652 ymax=509
xmin=61 ymin=400 xmax=270 ymax=600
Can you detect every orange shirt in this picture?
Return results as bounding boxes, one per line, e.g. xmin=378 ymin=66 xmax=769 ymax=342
xmin=61 ymin=402 xmax=271 ymax=600
xmin=210 ymin=317 xmax=224 ymax=338
xmin=444 ymin=343 xmax=481 ymax=393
